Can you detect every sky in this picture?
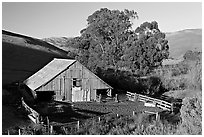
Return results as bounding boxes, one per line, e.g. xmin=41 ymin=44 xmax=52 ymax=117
xmin=2 ymin=2 xmax=202 ymax=39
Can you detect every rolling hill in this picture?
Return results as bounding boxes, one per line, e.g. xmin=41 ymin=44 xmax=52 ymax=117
xmin=42 ymin=37 xmax=77 ymax=53
xmin=166 ymin=29 xmax=202 ymax=59
xmin=43 ymin=29 xmax=202 ymax=60
xmin=2 ymin=30 xmax=70 ymax=85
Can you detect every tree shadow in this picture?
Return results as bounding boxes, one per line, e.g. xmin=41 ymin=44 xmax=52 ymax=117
xmin=36 ymin=101 xmax=109 ymax=124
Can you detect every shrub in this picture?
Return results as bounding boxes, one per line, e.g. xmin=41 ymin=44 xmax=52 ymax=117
xmin=186 ymin=60 xmax=202 ymax=90
xmin=183 ymin=50 xmax=201 ymax=61
xmin=138 ymin=76 xmax=167 ymax=97
xmin=177 ymin=91 xmax=202 ymax=135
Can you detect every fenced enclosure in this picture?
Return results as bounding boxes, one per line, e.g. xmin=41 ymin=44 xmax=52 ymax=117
xmin=18 ymin=92 xmax=176 ymax=135
xmin=126 ymin=91 xmax=173 ymax=112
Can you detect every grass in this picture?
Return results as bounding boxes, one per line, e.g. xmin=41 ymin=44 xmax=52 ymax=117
xmin=34 ymin=98 xmax=162 ymax=124
xmin=68 ymin=112 xmax=179 ymax=135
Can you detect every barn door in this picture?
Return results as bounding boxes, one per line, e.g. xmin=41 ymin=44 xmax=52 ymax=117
xmin=72 ymin=87 xmax=83 ymax=102
xmin=72 ymin=78 xmax=83 ymax=102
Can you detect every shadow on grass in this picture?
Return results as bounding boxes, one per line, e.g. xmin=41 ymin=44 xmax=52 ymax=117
xmin=37 ymin=102 xmax=109 ymax=124
xmin=74 ymin=108 xmax=109 ymax=116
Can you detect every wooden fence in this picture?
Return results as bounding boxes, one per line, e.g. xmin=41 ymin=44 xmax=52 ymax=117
xmin=126 ymin=91 xmax=173 ymax=112
xmin=21 ymin=97 xmax=40 ymax=124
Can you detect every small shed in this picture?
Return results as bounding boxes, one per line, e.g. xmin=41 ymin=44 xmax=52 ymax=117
xmin=23 ymin=58 xmax=112 ymax=102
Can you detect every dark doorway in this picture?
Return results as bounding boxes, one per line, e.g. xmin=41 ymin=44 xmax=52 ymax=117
xmin=36 ymin=91 xmax=55 ymax=102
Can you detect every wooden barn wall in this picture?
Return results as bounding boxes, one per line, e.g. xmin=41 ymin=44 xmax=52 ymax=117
xmin=36 ymin=61 xmax=111 ymax=102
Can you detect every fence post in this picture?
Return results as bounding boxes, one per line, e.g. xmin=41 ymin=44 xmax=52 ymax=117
xmin=77 ymin=121 xmax=80 ymax=131
xmin=8 ymin=130 xmax=9 ymax=135
xmin=115 ymin=94 xmax=118 ymax=102
xmin=36 ymin=115 xmax=38 ymax=124
xmin=99 ymin=94 xmax=102 ymax=102
xmin=18 ymin=129 xmax=21 ymax=135
xmin=116 ymin=114 xmax=119 ymax=117
xmin=46 ymin=116 xmax=49 ymax=134
xmin=156 ymin=112 xmax=160 ymax=121
xmin=50 ymin=125 xmax=53 ymax=134
xmin=134 ymin=93 xmax=137 ymax=101
xmin=171 ymin=104 xmax=174 ymax=113
xmin=98 ymin=116 xmax=101 ymax=122
xmin=133 ymin=111 xmax=135 ymax=116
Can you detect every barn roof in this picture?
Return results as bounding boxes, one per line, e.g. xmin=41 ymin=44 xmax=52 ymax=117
xmin=24 ymin=58 xmax=76 ymax=91
xmin=24 ymin=58 xmax=112 ymax=91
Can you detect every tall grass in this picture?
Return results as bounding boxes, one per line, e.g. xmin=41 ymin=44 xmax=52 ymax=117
xmin=155 ymin=54 xmax=202 ymax=135
xmin=75 ymin=113 xmax=178 ymax=135
xmin=156 ymin=57 xmax=201 ymax=93
xmin=177 ymin=91 xmax=202 ymax=135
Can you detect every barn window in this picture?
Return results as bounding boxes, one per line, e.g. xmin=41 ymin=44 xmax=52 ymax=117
xmin=73 ymin=78 xmax=82 ymax=87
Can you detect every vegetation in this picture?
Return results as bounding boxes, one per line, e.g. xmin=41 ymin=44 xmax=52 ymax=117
xmin=3 ymin=7 xmax=201 ymax=135
xmin=177 ymin=91 xmax=202 ymax=135
xmin=61 ymin=8 xmax=169 ymax=97
xmin=157 ymin=50 xmax=201 ymax=92
xmin=68 ymin=8 xmax=169 ymax=76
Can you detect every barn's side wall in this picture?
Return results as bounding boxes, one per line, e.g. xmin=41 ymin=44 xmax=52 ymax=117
xmin=36 ymin=61 xmax=111 ymax=102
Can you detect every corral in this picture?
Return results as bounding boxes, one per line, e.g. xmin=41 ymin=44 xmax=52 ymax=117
xmin=22 ymin=93 xmax=167 ymax=125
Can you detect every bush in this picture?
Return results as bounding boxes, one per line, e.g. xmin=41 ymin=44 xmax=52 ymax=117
xmin=183 ymin=50 xmax=201 ymax=61
xmin=177 ymin=91 xmax=202 ymax=135
xmin=138 ymin=76 xmax=167 ymax=97
xmin=186 ymin=60 xmax=202 ymax=90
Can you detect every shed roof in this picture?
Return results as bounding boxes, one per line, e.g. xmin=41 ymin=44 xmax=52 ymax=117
xmin=24 ymin=58 xmax=76 ymax=91
xmin=24 ymin=58 xmax=112 ymax=91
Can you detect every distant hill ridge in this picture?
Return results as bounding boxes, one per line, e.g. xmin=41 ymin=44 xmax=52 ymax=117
xmin=165 ymin=28 xmax=202 ymax=59
xmin=43 ymin=29 xmax=202 ymax=59
xmin=43 ymin=37 xmax=73 ymax=47
xmin=3 ymin=30 xmax=68 ymax=55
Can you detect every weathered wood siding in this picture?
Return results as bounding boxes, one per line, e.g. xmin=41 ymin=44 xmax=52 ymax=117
xmin=36 ymin=61 xmax=111 ymax=102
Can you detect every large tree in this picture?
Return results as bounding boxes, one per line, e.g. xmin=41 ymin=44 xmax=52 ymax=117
xmin=76 ymin=8 xmax=169 ymax=76
xmin=122 ymin=21 xmax=169 ymax=74
xmin=77 ymin=8 xmax=138 ymax=72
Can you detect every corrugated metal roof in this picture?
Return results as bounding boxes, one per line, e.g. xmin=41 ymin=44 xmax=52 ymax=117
xmin=24 ymin=58 xmax=76 ymax=91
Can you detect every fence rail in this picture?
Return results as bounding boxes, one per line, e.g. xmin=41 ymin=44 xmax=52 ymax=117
xmin=126 ymin=91 xmax=173 ymax=111
xmin=21 ymin=97 xmax=40 ymax=123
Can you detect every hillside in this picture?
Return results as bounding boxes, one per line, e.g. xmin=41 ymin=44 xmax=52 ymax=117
xmin=166 ymin=29 xmax=202 ymax=59
xmin=42 ymin=37 xmax=77 ymax=53
xmin=43 ymin=29 xmax=202 ymax=60
xmin=43 ymin=37 xmax=73 ymax=47
xmin=2 ymin=30 xmax=70 ymax=85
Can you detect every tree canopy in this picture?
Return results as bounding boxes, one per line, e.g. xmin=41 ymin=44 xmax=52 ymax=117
xmin=73 ymin=8 xmax=169 ymax=76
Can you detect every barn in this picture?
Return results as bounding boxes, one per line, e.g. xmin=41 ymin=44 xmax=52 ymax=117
xmin=23 ymin=58 xmax=112 ymax=102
